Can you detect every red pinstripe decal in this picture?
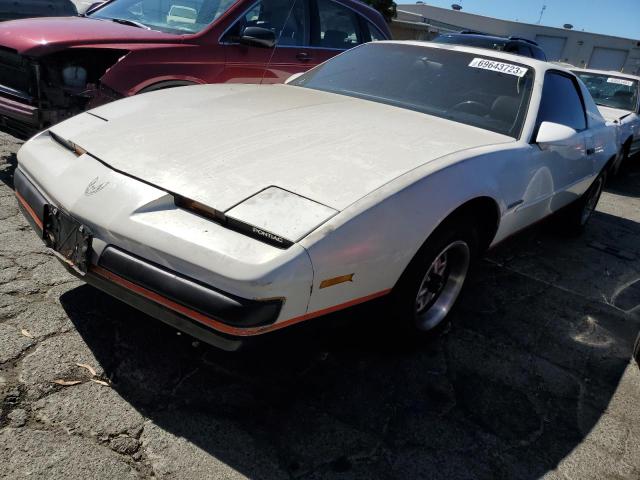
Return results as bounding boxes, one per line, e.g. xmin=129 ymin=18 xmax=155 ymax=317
xmin=91 ymin=265 xmax=391 ymax=337
xmin=15 ymin=191 xmax=43 ymax=230
xmin=15 ymin=190 xmax=392 ymax=337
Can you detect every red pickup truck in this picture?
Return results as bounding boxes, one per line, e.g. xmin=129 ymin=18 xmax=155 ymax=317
xmin=0 ymin=0 xmax=389 ymax=135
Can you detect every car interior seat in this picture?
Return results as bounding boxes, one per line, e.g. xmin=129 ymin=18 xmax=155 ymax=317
xmin=489 ymin=95 xmax=520 ymax=124
xmin=322 ymin=30 xmax=347 ymax=49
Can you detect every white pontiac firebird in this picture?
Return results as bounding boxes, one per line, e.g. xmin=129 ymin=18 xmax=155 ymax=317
xmin=570 ymin=68 xmax=640 ymax=173
xmin=15 ymin=41 xmax=617 ymax=350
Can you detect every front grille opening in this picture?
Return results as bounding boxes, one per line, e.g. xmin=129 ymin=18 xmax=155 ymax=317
xmin=0 ymin=50 xmax=34 ymax=97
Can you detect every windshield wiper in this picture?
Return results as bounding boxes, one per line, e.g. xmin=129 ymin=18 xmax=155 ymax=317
xmin=111 ymin=18 xmax=150 ymax=30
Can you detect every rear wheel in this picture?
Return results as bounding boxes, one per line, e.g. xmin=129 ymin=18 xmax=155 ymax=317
xmin=392 ymin=217 xmax=478 ymax=333
xmin=617 ymin=142 xmax=631 ymax=175
xmin=561 ymin=171 xmax=606 ymax=233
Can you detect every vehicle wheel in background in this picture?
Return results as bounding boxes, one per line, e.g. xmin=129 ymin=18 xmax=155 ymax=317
xmin=560 ymin=171 xmax=606 ymax=234
xmin=391 ymin=216 xmax=479 ymax=335
xmin=612 ymin=142 xmax=630 ymax=176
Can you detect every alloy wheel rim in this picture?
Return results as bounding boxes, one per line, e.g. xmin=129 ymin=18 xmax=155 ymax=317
xmin=415 ymin=240 xmax=471 ymax=331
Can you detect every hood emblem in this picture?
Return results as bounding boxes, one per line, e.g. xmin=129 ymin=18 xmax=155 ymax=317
xmin=85 ymin=177 xmax=109 ymax=196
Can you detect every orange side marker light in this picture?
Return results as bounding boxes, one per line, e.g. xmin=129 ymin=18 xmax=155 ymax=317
xmin=319 ymin=274 xmax=354 ymax=289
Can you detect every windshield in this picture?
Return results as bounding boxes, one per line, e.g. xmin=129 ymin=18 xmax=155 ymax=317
xmin=574 ymin=72 xmax=639 ymax=111
xmin=290 ymin=43 xmax=534 ymax=138
xmin=89 ymin=0 xmax=238 ymax=34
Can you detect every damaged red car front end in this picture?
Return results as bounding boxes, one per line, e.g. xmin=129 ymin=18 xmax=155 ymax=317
xmin=0 ymin=16 xmax=183 ymax=136
xmin=0 ymin=0 xmax=391 ymax=137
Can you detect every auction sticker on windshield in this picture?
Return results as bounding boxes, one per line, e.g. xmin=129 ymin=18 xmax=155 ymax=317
xmin=468 ymin=58 xmax=528 ymax=77
xmin=607 ymin=77 xmax=634 ymax=86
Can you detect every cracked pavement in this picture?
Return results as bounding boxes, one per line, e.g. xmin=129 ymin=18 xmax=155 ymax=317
xmin=0 ymin=130 xmax=639 ymax=479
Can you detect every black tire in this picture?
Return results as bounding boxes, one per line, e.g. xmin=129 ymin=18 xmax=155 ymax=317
xmin=610 ymin=142 xmax=630 ymax=177
xmin=390 ymin=215 xmax=479 ymax=335
xmin=634 ymin=332 xmax=640 ymax=369
xmin=560 ymin=170 xmax=606 ymax=234
xmin=619 ymin=142 xmax=631 ymax=174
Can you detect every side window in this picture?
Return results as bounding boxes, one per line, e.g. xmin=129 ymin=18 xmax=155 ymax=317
xmin=314 ymin=0 xmax=361 ymax=49
xmin=279 ymin=0 xmax=308 ymax=46
xmin=503 ymin=43 xmax=518 ymax=55
xmin=505 ymin=43 xmax=532 ymax=58
xmin=518 ymin=45 xmax=534 ymax=58
xmin=367 ymin=21 xmax=385 ymax=42
xmin=533 ymin=47 xmax=547 ymax=61
xmin=223 ymin=0 xmax=308 ymax=46
xmin=537 ymin=72 xmax=587 ymax=131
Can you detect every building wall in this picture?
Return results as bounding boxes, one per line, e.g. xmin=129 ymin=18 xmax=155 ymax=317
xmin=394 ymin=4 xmax=640 ymax=74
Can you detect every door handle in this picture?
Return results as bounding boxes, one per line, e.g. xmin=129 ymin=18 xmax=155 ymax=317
xmin=586 ymin=148 xmax=595 ymax=155
xmin=296 ymin=52 xmax=312 ymax=62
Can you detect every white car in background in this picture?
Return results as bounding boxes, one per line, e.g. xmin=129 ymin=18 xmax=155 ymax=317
xmin=572 ymin=68 xmax=640 ymax=173
xmin=15 ymin=42 xmax=617 ymax=350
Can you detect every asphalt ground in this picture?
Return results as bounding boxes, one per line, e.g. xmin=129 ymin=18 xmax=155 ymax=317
xmin=0 ymin=130 xmax=639 ymax=479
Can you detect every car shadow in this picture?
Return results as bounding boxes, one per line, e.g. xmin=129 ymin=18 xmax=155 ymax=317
xmin=59 ymin=209 xmax=640 ymax=479
xmin=2 ymin=127 xmax=636 ymax=477
xmin=0 ymin=151 xmax=17 ymax=191
xmin=605 ymin=153 xmax=640 ymax=198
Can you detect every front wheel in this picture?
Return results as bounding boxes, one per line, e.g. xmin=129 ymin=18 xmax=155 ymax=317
xmin=391 ymin=218 xmax=478 ymax=333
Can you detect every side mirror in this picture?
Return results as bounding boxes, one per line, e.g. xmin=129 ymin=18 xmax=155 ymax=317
xmin=535 ymin=121 xmax=578 ymax=148
xmin=239 ymin=27 xmax=276 ymax=49
xmin=285 ymin=72 xmax=304 ymax=84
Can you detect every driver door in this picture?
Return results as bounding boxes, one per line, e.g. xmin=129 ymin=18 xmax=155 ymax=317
xmin=221 ymin=0 xmax=311 ymax=83
xmin=533 ymin=71 xmax=593 ymax=209
xmin=262 ymin=0 xmax=312 ymax=83
xmin=509 ymin=71 xmax=591 ymax=232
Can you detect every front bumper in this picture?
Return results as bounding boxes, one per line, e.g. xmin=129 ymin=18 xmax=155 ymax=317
xmin=0 ymin=92 xmax=40 ymax=136
xmin=0 ymin=92 xmax=38 ymax=125
xmin=14 ymin=168 xmax=285 ymax=351
xmin=0 ymin=84 xmax=119 ymax=137
xmin=65 ymin=262 xmax=246 ymax=351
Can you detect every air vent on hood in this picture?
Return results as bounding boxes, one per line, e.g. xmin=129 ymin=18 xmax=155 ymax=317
xmin=226 ymin=187 xmax=338 ymax=243
xmin=174 ymin=194 xmax=294 ymax=249
xmin=49 ymin=131 xmax=87 ymax=156
xmin=175 ymin=187 xmax=338 ymax=248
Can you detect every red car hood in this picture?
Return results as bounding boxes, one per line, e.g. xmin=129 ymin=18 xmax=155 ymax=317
xmin=0 ymin=16 xmax=179 ymax=55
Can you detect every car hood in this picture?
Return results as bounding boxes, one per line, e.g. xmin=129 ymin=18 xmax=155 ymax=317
xmin=598 ymin=105 xmax=632 ymax=123
xmin=49 ymin=84 xmax=513 ymax=212
xmin=0 ymin=16 xmax=177 ymax=55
